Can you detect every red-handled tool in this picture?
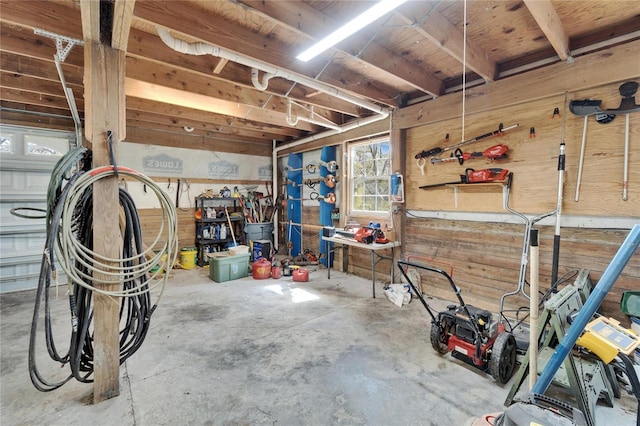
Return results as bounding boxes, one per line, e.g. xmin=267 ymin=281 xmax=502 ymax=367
xmin=415 ymin=123 xmax=518 ymax=159
xmin=430 ymin=144 xmax=509 ymax=165
xmin=419 ymin=168 xmax=510 ymax=189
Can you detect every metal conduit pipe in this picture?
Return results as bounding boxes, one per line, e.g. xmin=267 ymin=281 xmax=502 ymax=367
xmin=156 ymin=27 xmax=391 ymax=251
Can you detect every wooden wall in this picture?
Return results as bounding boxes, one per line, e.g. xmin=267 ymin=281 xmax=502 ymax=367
xmin=394 ymin=78 xmax=640 ymax=323
xmin=405 ymin=81 xmax=639 ymax=216
xmin=402 ymin=219 xmax=639 ymax=326
xmin=139 ymin=208 xmax=195 ymax=252
xmin=307 ymin=78 xmax=639 ymax=325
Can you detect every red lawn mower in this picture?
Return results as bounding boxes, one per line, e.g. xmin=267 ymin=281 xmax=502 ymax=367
xmin=397 ymin=260 xmax=517 ymax=384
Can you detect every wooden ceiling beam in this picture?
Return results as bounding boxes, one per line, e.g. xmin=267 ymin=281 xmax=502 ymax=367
xmin=0 ymin=34 xmax=338 ymax=131
xmin=125 ymin=56 xmax=340 ymax=124
xmin=0 ymin=71 xmax=80 ymax=99
xmin=238 ymin=0 xmax=442 ymax=96
xmin=125 ymin=78 xmax=319 ymax=132
xmin=0 ymin=25 xmax=84 ymax=67
xmin=278 ymin=114 xmax=391 ymax=155
xmin=395 ymin=8 xmax=497 ymax=82
xmin=0 ymin=86 xmax=81 ymax=112
xmin=80 ymin=0 xmax=100 ymax=43
xmin=394 ymin=39 xmax=640 ymax=130
xmin=0 ymin=1 xmax=82 ymax=39
xmin=126 ymin=119 xmax=269 ymax=146
xmin=212 ymin=58 xmax=228 ymax=75
xmin=126 ymin=97 xmax=306 ymax=138
xmin=1 ymin=17 xmax=362 ymax=119
xmin=0 ymin=109 xmax=74 ymax=130
xmin=0 ymin=100 xmax=77 ymax=118
xmin=0 ymin=52 xmax=83 ymax=87
xmin=523 ymin=0 xmax=570 ymax=61
xmin=132 ymin=1 xmax=400 ymax=107
xmin=124 ymin=126 xmax=272 ymax=156
xmin=126 ymin=109 xmax=287 ymax=142
xmin=111 ymin=0 xmax=135 ymax=51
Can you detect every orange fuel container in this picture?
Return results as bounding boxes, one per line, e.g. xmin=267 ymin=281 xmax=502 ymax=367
xmin=293 ymin=268 xmax=309 ymax=282
xmin=271 ymin=266 xmax=282 ymax=279
xmin=252 ymin=258 xmax=271 ymax=279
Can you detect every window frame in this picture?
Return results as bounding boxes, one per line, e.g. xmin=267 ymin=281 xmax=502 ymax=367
xmin=348 ymin=136 xmax=391 ymax=215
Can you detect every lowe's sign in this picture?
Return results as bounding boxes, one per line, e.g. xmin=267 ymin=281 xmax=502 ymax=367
xmin=258 ymin=165 xmax=272 ymax=180
xmin=143 ymin=154 xmax=183 ymax=174
xmin=209 ymin=159 xmax=239 ymax=178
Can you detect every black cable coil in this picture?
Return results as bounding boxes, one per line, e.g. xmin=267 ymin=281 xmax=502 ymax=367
xmin=29 ymin=148 xmax=154 ymax=392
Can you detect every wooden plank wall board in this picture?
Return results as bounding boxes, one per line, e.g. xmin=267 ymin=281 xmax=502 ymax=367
xmin=403 ymin=218 xmax=639 ymax=326
xmin=139 ymin=208 xmax=195 ymax=252
xmin=405 ymin=80 xmax=639 ymax=217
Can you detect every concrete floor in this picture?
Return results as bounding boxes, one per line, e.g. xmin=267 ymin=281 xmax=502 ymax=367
xmin=1 ymin=266 xmax=637 ymax=425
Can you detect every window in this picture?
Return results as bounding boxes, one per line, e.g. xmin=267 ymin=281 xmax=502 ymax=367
xmin=0 ymin=134 xmax=13 ymax=153
xmin=350 ymin=138 xmax=390 ymax=213
xmin=24 ymin=135 xmax=68 ymax=156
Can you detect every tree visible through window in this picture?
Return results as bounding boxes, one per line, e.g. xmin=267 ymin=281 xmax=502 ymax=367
xmin=350 ymin=139 xmax=390 ymax=213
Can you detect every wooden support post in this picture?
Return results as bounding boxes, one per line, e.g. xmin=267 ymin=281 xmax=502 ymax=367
xmin=82 ymin=0 xmax=129 ymax=404
xmin=84 ymin=41 xmax=126 ymax=404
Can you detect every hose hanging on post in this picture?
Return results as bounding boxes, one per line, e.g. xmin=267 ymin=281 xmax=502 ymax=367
xmin=29 ymin=149 xmax=178 ymax=392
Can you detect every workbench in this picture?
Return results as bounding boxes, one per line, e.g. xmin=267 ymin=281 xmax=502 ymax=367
xmin=322 ymin=235 xmax=401 ymax=298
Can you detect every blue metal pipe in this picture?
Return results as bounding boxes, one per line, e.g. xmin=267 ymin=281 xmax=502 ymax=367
xmin=532 ymin=223 xmax=640 ymax=395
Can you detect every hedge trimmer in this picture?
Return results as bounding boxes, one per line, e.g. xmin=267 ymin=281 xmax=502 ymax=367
xmin=419 ymin=168 xmax=510 ymax=189
xmin=430 ymin=144 xmax=509 ymax=165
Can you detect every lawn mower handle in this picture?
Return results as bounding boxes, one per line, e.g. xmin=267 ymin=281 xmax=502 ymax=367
xmin=396 ymin=260 xmax=474 ymax=321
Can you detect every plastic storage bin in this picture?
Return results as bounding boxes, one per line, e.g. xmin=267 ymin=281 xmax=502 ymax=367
xmin=208 ymin=253 xmax=250 ymax=283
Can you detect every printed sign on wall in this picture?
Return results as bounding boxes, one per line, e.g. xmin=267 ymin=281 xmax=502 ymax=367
xmin=120 ymin=142 xmax=270 ymax=180
xmin=208 ymin=159 xmax=239 ymax=178
xmin=143 ymin=153 xmax=183 ymax=174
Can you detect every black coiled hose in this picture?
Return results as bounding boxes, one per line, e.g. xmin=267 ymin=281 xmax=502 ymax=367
xmin=29 ymin=149 xmax=157 ymax=391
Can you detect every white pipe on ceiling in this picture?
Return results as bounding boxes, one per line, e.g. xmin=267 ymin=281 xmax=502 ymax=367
xmin=157 ymin=27 xmax=390 ymax=116
xmin=157 ymin=26 xmax=391 ymax=251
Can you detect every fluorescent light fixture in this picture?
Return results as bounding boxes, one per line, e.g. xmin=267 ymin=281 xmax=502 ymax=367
xmin=296 ymin=0 xmax=408 ymax=62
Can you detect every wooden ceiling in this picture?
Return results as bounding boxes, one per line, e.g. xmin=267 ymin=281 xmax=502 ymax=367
xmin=1 ymin=0 xmax=639 ymax=153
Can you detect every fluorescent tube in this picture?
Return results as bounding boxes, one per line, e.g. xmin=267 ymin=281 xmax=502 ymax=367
xmin=296 ymin=0 xmax=408 ymax=62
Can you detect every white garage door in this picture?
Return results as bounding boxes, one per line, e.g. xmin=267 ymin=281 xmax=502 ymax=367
xmin=0 ymin=124 xmax=75 ymax=293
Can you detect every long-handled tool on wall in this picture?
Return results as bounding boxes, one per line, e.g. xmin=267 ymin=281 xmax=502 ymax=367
xmin=429 ymin=144 xmax=509 ymax=165
xmin=418 ymin=167 xmax=510 ymax=189
xmin=415 ymin=123 xmax=518 ymax=160
xmin=615 ymin=81 xmax=639 ymax=201
xmin=570 ymin=81 xmax=639 ymax=201
xmin=550 ymin=93 xmax=568 ymax=287
xmin=569 ymin=99 xmax=603 ymax=202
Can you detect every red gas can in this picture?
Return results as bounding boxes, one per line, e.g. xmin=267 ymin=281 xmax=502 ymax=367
xmin=292 ymin=268 xmax=309 ymax=282
xmin=271 ymin=266 xmax=282 ymax=279
xmin=252 ymin=258 xmax=271 ymax=279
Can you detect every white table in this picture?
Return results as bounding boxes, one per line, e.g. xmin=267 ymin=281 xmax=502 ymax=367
xmin=322 ymin=235 xmax=401 ymax=298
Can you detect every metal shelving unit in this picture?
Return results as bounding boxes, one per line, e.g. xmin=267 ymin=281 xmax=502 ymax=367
xmin=195 ymin=197 xmax=244 ymax=266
